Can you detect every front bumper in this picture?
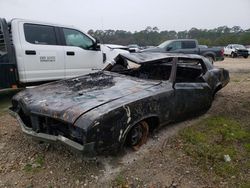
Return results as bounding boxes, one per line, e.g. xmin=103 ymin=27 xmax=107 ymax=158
xmin=9 ymin=110 xmax=95 ymax=154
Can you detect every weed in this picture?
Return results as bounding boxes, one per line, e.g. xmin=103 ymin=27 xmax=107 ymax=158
xmin=23 ymin=155 xmax=45 ymax=173
xmin=113 ymin=174 xmax=127 ymax=187
xmin=24 ymin=164 xmax=33 ymax=172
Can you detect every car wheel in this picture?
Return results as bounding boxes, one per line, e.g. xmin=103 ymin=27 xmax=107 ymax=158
xmin=126 ymin=121 xmax=149 ymax=150
xmin=243 ymin=55 xmax=248 ymax=59
xmin=205 ymin=56 xmax=214 ymax=64
xmin=231 ymin=52 xmax=237 ymax=58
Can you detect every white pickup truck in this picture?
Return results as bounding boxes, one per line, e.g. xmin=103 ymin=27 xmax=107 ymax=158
xmin=0 ymin=18 xmax=128 ymax=90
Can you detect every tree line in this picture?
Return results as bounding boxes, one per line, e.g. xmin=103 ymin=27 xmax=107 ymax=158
xmin=88 ymin=26 xmax=250 ymax=47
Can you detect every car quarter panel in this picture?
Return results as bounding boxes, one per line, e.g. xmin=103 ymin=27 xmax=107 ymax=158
xmin=74 ymin=82 xmax=175 ymax=153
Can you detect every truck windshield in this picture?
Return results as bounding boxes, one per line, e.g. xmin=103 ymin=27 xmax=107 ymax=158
xmin=158 ymin=40 xmax=172 ymax=48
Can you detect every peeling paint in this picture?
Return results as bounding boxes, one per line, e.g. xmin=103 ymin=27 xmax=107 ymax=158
xmin=118 ymin=129 xmax=123 ymax=142
xmin=123 ymin=105 xmax=131 ymax=124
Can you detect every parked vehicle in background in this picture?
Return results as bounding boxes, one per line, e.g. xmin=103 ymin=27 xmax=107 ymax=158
xmin=127 ymin=44 xmax=141 ymax=52
xmin=10 ymin=53 xmax=229 ymax=155
xmin=0 ymin=18 xmax=128 ymax=90
xmin=245 ymin=45 xmax=250 ymax=55
xmin=224 ymin=44 xmax=249 ymax=58
xmin=141 ymin=39 xmax=224 ymax=64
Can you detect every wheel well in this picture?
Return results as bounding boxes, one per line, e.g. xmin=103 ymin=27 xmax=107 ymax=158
xmin=143 ymin=116 xmax=160 ymax=132
xmin=123 ymin=116 xmax=159 ymax=148
xmin=213 ymin=84 xmax=222 ymax=97
xmin=205 ymin=54 xmax=215 ymax=60
xmin=123 ymin=116 xmax=159 ymax=142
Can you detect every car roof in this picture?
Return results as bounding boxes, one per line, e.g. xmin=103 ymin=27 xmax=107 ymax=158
xmin=116 ymin=52 xmax=202 ymax=65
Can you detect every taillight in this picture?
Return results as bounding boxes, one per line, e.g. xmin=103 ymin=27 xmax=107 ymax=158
xmin=221 ymin=48 xmax=224 ymax=56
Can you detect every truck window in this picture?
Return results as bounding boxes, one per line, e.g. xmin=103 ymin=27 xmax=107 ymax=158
xmin=182 ymin=41 xmax=196 ymax=49
xmin=168 ymin=41 xmax=182 ymax=51
xmin=24 ymin=24 xmax=57 ymax=45
xmin=62 ymin=28 xmax=94 ymax=50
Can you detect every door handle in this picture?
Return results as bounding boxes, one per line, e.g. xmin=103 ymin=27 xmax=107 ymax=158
xmin=25 ymin=50 xmax=36 ymax=55
xmin=66 ymin=51 xmax=75 ymax=56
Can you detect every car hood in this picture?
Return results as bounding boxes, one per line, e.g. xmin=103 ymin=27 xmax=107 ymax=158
xmin=14 ymin=72 xmax=160 ymax=124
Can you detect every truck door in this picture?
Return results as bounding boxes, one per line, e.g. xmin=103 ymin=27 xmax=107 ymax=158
xmin=0 ymin=18 xmax=18 ymax=90
xmin=61 ymin=28 xmax=103 ymax=78
xmin=19 ymin=22 xmax=65 ymax=82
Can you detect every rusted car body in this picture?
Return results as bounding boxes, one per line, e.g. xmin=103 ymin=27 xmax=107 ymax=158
xmin=9 ymin=53 xmax=229 ymax=155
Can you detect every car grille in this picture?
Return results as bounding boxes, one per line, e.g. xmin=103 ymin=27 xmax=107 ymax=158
xmin=18 ymin=109 xmax=84 ymax=145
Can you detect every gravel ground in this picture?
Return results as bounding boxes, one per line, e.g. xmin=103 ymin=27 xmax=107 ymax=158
xmin=0 ymin=57 xmax=249 ymax=187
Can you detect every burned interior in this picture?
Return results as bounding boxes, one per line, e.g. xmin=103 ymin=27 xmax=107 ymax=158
xmin=112 ymin=56 xmax=206 ymax=83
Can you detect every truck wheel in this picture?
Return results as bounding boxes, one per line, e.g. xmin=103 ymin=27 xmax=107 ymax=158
xmin=205 ymin=56 xmax=214 ymax=64
xmin=231 ymin=52 xmax=237 ymax=58
xmin=243 ymin=55 xmax=248 ymax=59
xmin=126 ymin=121 xmax=149 ymax=151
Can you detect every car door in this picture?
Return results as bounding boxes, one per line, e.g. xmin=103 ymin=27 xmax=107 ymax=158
xmin=61 ymin=28 xmax=103 ymax=78
xmin=20 ymin=22 xmax=65 ymax=82
xmin=173 ymin=82 xmax=212 ymax=118
xmin=171 ymin=59 xmax=212 ymax=119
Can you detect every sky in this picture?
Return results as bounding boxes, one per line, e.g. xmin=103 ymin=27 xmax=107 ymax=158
xmin=1 ymin=0 xmax=250 ymax=32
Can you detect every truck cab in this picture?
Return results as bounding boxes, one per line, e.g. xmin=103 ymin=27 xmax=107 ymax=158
xmin=142 ymin=39 xmax=224 ymax=64
xmin=0 ymin=18 xmax=126 ymax=90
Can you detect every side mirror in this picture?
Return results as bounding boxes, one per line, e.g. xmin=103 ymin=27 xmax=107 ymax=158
xmin=95 ymin=38 xmax=100 ymax=44
xmin=93 ymin=38 xmax=101 ymax=51
xmin=169 ymin=57 xmax=177 ymax=89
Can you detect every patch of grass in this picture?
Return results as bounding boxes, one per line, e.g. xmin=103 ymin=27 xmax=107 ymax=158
xmin=23 ymin=155 xmax=45 ymax=173
xmin=34 ymin=155 xmax=45 ymax=166
xmin=24 ymin=164 xmax=33 ymax=172
xmin=113 ymin=174 xmax=128 ymax=187
xmin=244 ymin=143 xmax=250 ymax=153
xmin=179 ymin=116 xmax=250 ymax=179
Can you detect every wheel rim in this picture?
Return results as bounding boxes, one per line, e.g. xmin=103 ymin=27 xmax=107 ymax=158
xmin=127 ymin=121 xmax=149 ymax=150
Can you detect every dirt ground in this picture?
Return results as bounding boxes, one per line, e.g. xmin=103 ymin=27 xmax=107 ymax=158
xmin=0 ymin=57 xmax=250 ymax=188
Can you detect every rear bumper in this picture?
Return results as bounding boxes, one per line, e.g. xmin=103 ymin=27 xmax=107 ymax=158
xmin=9 ymin=110 xmax=95 ymax=154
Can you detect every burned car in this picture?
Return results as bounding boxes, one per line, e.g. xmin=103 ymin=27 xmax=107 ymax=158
xmin=9 ymin=53 xmax=229 ymax=155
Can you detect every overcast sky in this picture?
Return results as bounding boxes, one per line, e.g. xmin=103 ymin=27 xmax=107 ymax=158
xmin=1 ymin=0 xmax=250 ymax=32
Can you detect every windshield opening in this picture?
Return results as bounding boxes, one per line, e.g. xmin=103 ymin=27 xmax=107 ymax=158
xmin=158 ymin=40 xmax=172 ymax=48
